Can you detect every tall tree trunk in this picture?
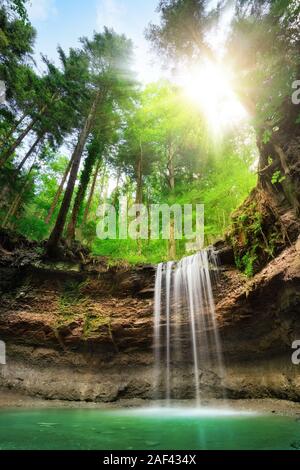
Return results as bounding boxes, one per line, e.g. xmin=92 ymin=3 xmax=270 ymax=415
xmin=135 ymin=142 xmax=144 ymax=255
xmin=66 ymin=151 xmax=101 ymax=245
xmin=45 ymin=156 xmax=74 ymax=225
xmin=111 ymin=166 xmax=121 ymax=207
xmin=98 ymin=166 xmax=108 ymax=201
xmin=0 ymin=184 xmax=10 ymax=210
xmin=17 ymin=134 xmax=43 ymax=171
xmin=167 ymin=142 xmax=176 ymax=259
xmin=135 ymin=144 xmax=143 ymax=205
xmin=82 ymin=158 xmax=102 ymax=226
xmin=0 ymin=96 xmax=56 ymax=167
xmin=5 ymin=113 xmax=29 ymax=141
xmin=102 ymin=172 xmax=109 ymax=202
xmin=1 ymin=164 xmax=35 ymax=228
xmin=0 ymin=135 xmax=43 ymax=207
xmin=47 ymin=98 xmax=98 ymax=255
xmin=0 ymin=118 xmax=37 ymax=167
xmin=4 ymin=193 xmax=24 ymax=229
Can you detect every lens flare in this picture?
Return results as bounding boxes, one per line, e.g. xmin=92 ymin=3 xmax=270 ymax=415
xmin=179 ymin=60 xmax=248 ymax=135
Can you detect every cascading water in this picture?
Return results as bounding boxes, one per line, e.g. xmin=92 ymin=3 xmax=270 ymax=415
xmin=154 ymin=249 xmax=224 ymax=405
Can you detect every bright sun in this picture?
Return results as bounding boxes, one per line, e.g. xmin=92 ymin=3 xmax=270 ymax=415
xmin=179 ymin=60 xmax=248 ymax=135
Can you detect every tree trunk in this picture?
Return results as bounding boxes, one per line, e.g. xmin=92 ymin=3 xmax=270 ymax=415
xmin=3 ymin=193 xmax=23 ymax=229
xmin=99 ymin=168 xmax=109 ymax=200
xmin=17 ymin=135 xmax=43 ymax=171
xmin=0 ymin=135 xmax=43 ymax=208
xmin=136 ymin=146 xmax=143 ymax=205
xmin=167 ymin=142 xmax=176 ymax=259
xmin=1 ymin=164 xmax=35 ymax=228
xmin=135 ymin=142 xmax=144 ymax=255
xmin=45 ymin=156 xmax=74 ymax=225
xmin=5 ymin=113 xmax=29 ymax=141
xmin=47 ymin=98 xmax=98 ymax=255
xmin=82 ymin=158 xmax=102 ymax=226
xmin=66 ymin=152 xmax=102 ymax=244
xmin=169 ymin=223 xmax=176 ymax=260
xmin=0 ymin=119 xmax=37 ymax=167
xmin=110 ymin=166 xmax=121 ymax=207
xmin=0 ymin=97 xmax=55 ymax=167
xmin=167 ymin=143 xmax=175 ymax=191
xmin=101 ymin=171 xmax=109 ymax=202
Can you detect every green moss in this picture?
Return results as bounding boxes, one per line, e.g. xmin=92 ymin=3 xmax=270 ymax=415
xmin=230 ymin=193 xmax=284 ymax=277
xmin=57 ymin=280 xmax=88 ymax=323
xmin=271 ymin=170 xmax=286 ymax=185
xmin=83 ymin=312 xmax=110 ymax=337
xmin=56 ymin=279 xmax=113 ymax=340
xmin=239 ymin=251 xmax=258 ymax=277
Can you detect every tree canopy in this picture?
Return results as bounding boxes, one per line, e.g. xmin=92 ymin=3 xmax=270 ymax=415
xmin=1 ymin=0 xmax=298 ymax=271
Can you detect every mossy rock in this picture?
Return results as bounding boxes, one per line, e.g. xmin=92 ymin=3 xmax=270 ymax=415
xmin=229 ymin=188 xmax=286 ymax=276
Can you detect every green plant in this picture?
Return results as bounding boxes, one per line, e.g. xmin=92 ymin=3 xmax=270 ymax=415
xmin=271 ymin=170 xmax=286 ymax=185
xmin=262 ymin=130 xmax=272 ymax=144
xmin=58 ymin=280 xmax=88 ymax=321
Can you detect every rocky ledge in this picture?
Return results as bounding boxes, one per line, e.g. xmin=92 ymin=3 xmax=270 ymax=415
xmin=0 ymin=230 xmax=299 ymax=403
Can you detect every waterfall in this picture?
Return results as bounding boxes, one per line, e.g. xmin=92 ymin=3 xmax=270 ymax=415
xmin=153 ymin=249 xmax=224 ymax=405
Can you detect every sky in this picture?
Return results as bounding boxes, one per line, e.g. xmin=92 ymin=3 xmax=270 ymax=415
xmin=24 ymin=0 xmax=164 ymax=191
xmin=24 ymin=0 xmax=249 ymax=190
xmin=27 ymin=0 xmax=162 ymax=82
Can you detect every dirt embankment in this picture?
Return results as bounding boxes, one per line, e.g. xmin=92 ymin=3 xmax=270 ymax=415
xmin=0 ymin=229 xmax=300 ymax=402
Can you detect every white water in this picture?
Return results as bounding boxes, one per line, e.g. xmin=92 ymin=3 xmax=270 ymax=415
xmin=154 ymin=249 xmax=224 ymax=405
xmin=118 ymin=407 xmax=256 ymax=417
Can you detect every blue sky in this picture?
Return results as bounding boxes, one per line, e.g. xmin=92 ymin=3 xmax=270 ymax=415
xmin=28 ymin=0 xmax=162 ymax=82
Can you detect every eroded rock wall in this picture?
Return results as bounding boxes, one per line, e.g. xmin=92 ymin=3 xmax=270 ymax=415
xmin=0 ymin=236 xmax=300 ymax=402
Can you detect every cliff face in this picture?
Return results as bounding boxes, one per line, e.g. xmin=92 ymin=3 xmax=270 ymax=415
xmin=0 ymin=231 xmax=300 ymax=402
xmin=217 ymin=244 xmax=300 ymax=400
xmin=230 ymin=99 xmax=300 ymax=276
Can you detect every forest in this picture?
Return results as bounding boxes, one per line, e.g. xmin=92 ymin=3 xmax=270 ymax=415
xmin=0 ymin=0 xmax=299 ymax=272
xmin=0 ymin=0 xmax=300 ymax=454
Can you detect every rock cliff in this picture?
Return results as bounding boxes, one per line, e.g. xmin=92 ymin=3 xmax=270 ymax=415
xmin=0 ymin=230 xmax=299 ymax=402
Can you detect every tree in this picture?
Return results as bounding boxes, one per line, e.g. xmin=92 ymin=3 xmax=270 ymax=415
xmin=0 ymin=4 xmax=35 ymax=153
xmin=141 ymin=82 xmax=207 ymax=258
xmin=0 ymin=47 xmax=90 ymax=168
xmin=2 ymin=0 xmax=29 ymax=21
xmin=227 ymin=0 xmax=300 ymax=268
xmin=81 ymin=157 xmax=104 ymax=227
xmin=65 ymin=111 xmax=119 ymax=244
xmin=45 ymin=157 xmax=74 ymax=225
xmin=147 ymin=0 xmax=300 ymax=268
xmin=114 ymin=90 xmax=159 ymax=205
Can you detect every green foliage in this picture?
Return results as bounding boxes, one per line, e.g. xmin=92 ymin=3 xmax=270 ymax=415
xmin=271 ymin=170 xmax=286 ymax=185
xmin=232 ymin=206 xmax=262 ymax=277
xmin=92 ymin=238 xmax=169 ymax=265
xmin=148 ymin=0 xmax=300 ymax=132
xmin=146 ymin=0 xmax=211 ymax=63
xmin=60 ymin=280 xmax=85 ymax=306
xmin=5 ymin=1 xmax=28 ymax=21
xmin=144 ymin=0 xmax=299 ymax=272
xmin=91 ymin=132 xmax=257 ymax=264
xmin=231 ymin=195 xmax=284 ymax=276
xmin=262 ymin=130 xmax=272 ymax=145
xmin=3 ymin=0 xmax=294 ymax=269
xmin=58 ymin=280 xmax=88 ymax=324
